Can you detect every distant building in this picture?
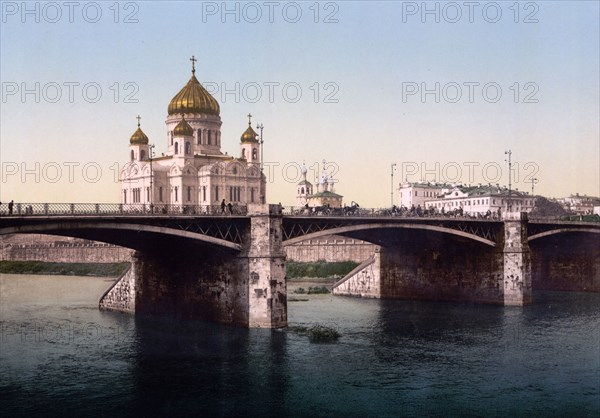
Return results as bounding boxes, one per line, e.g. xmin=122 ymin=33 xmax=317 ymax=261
xmin=399 ymin=182 xmax=446 ymax=208
xmin=557 ymin=194 xmax=600 ymax=214
xmin=295 ymin=164 xmax=343 ymax=208
xmin=399 ymin=182 xmax=534 ymax=216
xmin=425 ymin=184 xmax=534 ymax=215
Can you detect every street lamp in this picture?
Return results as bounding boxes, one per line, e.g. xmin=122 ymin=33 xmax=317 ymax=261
xmin=529 ymin=177 xmax=539 ymax=196
xmin=391 ymin=163 xmax=397 ymax=207
xmin=149 ymin=143 xmax=155 ymax=213
xmin=256 ymin=123 xmax=264 ymax=203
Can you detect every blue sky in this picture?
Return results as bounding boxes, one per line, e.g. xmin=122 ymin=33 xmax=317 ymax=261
xmin=1 ymin=1 xmax=598 ymax=206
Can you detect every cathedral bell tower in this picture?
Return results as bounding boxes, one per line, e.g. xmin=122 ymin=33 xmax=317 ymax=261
xmin=129 ymin=115 xmax=149 ymax=162
xmin=240 ymin=113 xmax=260 ymax=164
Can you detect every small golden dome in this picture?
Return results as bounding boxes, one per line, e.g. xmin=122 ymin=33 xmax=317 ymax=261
xmin=241 ymin=126 xmax=258 ymax=143
xmin=173 ymin=115 xmax=194 ymax=137
xmin=168 ymin=72 xmax=220 ymax=116
xmin=130 ymin=116 xmax=149 ymax=145
xmin=241 ymin=113 xmax=258 ymax=143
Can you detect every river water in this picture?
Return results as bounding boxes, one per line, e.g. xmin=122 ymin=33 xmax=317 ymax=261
xmin=1 ymin=274 xmax=598 ymax=417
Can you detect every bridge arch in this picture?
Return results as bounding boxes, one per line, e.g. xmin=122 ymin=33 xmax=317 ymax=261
xmin=283 ymin=223 xmax=496 ymax=247
xmin=0 ymin=222 xmax=241 ymax=251
xmin=528 ymin=228 xmax=600 ymax=242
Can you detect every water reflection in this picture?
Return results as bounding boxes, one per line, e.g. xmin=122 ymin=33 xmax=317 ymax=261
xmin=129 ymin=316 xmax=290 ymax=417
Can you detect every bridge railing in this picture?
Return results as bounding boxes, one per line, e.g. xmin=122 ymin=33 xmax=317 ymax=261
xmin=281 ymin=206 xmax=504 ymax=220
xmin=281 ymin=206 xmax=599 ymax=222
xmin=0 ymin=203 xmax=248 ymax=217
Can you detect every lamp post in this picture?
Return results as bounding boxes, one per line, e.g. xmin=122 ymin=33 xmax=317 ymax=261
xmin=505 ymin=150 xmax=512 ymax=212
xmin=149 ymin=143 xmax=155 ymax=213
xmin=391 ymin=163 xmax=397 ymax=207
xmin=529 ymin=177 xmax=539 ymax=196
xmin=256 ymin=123 xmax=264 ymax=203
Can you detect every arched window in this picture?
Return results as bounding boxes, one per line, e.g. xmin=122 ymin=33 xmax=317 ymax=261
xmin=130 ymin=150 xmax=135 ymax=161
xmin=242 ymin=148 xmax=246 ymax=159
xmin=174 ymin=186 xmax=178 ymax=202
xmin=185 ymin=142 xmax=191 ymax=155
xmin=197 ymin=129 xmax=202 ymax=145
xmin=208 ymin=130 xmax=212 ymax=145
xmin=202 ymin=186 xmax=206 ymax=202
xmin=187 ymin=186 xmax=191 ymax=202
xmin=174 ymin=142 xmax=179 ymax=154
xmin=252 ymin=148 xmax=257 ymax=160
xmin=123 ymin=190 xmax=127 ymax=204
xmin=140 ymin=150 xmax=146 ymax=161
xmin=301 ymin=187 xmax=305 ymax=194
xmin=171 ymin=132 xmax=173 ymax=145
xmin=159 ymin=187 xmax=163 ymax=202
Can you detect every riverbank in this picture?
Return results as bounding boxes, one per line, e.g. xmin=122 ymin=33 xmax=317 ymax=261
xmin=0 ymin=260 xmax=130 ymax=277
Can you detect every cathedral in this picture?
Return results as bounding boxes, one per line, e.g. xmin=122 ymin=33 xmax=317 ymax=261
xmin=120 ymin=57 xmax=265 ymax=212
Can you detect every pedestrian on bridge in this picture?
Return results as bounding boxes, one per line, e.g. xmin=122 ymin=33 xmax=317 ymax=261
xmin=8 ymin=200 xmax=14 ymax=215
xmin=221 ymin=199 xmax=226 ymax=214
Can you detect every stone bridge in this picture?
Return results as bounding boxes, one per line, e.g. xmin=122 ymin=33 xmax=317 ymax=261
xmin=1 ymin=203 xmax=598 ymax=328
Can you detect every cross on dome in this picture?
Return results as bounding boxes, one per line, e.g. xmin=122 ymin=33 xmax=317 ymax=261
xmin=247 ymin=113 xmax=252 ymax=126
xmin=136 ymin=114 xmax=141 ymax=127
xmin=190 ymin=55 xmax=197 ymax=74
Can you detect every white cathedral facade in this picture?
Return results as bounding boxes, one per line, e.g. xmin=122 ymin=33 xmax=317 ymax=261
xmin=120 ymin=57 xmax=265 ymax=212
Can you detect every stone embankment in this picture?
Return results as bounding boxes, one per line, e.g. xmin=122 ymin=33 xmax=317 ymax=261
xmin=0 ymin=234 xmax=134 ymax=263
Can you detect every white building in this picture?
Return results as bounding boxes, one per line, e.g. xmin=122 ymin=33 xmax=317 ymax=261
xmin=399 ymin=182 xmax=447 ymax=209
xmin=424 ymin=185 xmax=535 ymax=216
xmin=120 ymin=58 xmax=266 ymax=211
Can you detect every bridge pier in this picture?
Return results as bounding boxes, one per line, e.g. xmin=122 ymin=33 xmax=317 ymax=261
xmin=245 ymin=204 xmax=287 ymax=328
xmin=501 ymin=213 xmax=532 ymax=305
xmin=100 ymin=204 xmax=287 ymax=328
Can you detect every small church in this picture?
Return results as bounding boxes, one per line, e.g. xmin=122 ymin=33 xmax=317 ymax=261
xmin=296 ymin=164 xmax=343 ymax=208
xmin=120 ymin=56 xmax=266 ymax=210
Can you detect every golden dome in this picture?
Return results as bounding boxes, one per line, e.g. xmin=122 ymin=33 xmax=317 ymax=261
xmin=241 ymin=125 xmax=258 ymax=143
xmin=173 ymin=115 xmax=194 ymax=137
xmin=240 ymin=113 xmax=258 ymax=143
xmin=168 ymin=72 xmax=220 ymax=117
xmin=130 ymin=117 xmax=149 ymax=145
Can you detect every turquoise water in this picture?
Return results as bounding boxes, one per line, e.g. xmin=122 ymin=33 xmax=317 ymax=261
xmin=1 ymin=274 xmax=599 ymax=417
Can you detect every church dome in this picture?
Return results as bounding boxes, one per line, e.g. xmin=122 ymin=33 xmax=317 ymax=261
xmin=173 ymin=115 xmax=194 ymax=137
xmin=240 ymin=114 xmax=258 ymax=143
xmin=168 ymin=70 xmax=220 ymax=117
xmin=130 ymin=118 xmax=149 ymax=145
xmin=241 ymin=125 xmax=258 ymax=143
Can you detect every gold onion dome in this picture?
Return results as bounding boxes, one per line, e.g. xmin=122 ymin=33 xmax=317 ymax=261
xmin=173 ymin=115 xmax=194 ymax=136
xmin=130 ymin=116 xmax=149 ymax=145
xmin=241 ymin=113 xmax=258 ymax=143
xmin=168 ymin=61 xmax=220 ymax=116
